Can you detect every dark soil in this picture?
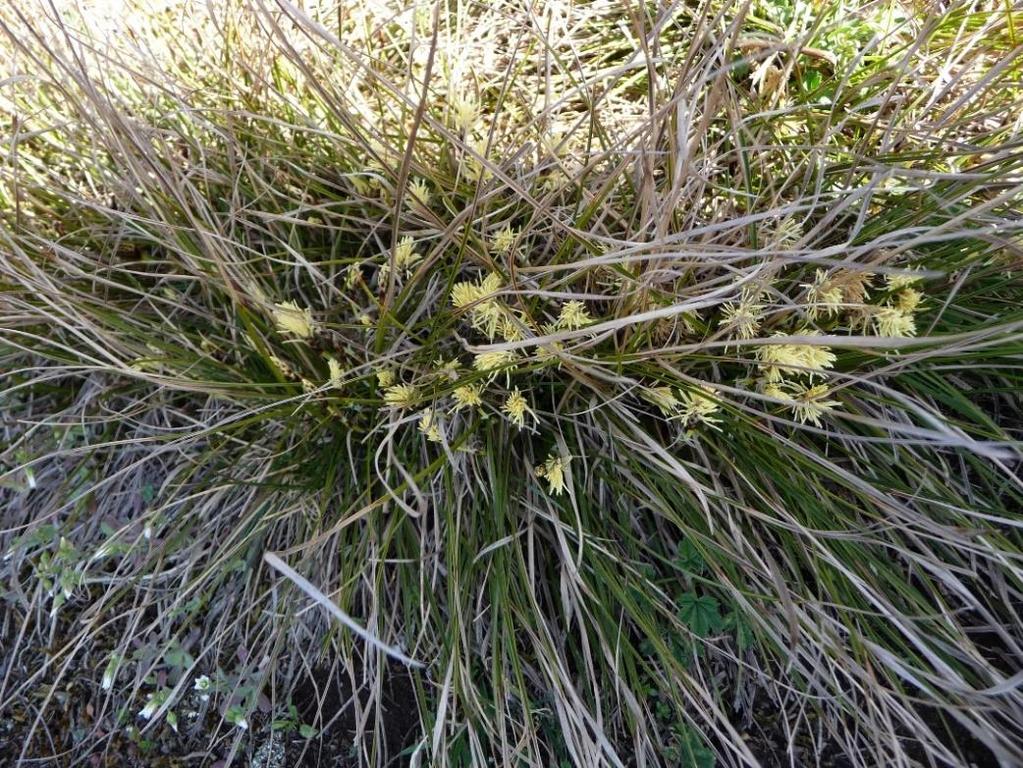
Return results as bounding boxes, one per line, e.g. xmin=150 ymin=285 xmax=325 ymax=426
xmin=285 ymin=663 xmax=419 ymax=768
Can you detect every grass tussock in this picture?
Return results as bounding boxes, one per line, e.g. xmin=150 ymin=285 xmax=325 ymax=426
xmin=2 ymin=0 xmax=1023 ymax=765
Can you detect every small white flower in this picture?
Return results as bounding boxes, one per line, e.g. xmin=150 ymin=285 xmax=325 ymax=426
xmin=101 ymin=654 xmax=120 ymax=691
xmin=139 ymin=690 xmax=167 ymax=720
xmin=193 ymin=675 xmax=212 ymax=703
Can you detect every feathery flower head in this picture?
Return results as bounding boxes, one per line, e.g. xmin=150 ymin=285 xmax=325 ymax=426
xmin=394 ymin=235 xmax=421 ymax=273
xmin=451 ymin=271 xmax=507 ymax=341
xmin=873 ymin=306 xmax=917 ymax=337
xmin=896 ymin=288 xmax=923 ymax=313
xmin=643 ymin=386 xmax=681 ymax=416
xmin=678 ymin=384 xmax=721 ymax=428
xmin=451 ymin=94 xmax=478 ymax=133
xmin=479 ymin=272 xmax=502 ymax=295
xmin=344 ymin=265 xmax=362 ymax=289
xmin=418 ymin=409 xmax=444 ymax=442
xmin=536 ymin=453 xmax=569 ymax=496
xmin=885 ymin=269 xmax=923 ymax=291
xmin=719 ymin=298 xmax=763 ymax=339
xmin=802 ymin=269 xmax=844 ymax=319
xmin=492 ymin=225 xmax=516 ymax=255
xmin=473 ymin=349 xmax=518 ymax=373
xmin=790 ymin=383 xmax=840 ymax=426
xmin=408 ymin=178 xmax=431 ymax=209
xmin=451 ymin=281 xmax=483 ymax=309
xmin=273 ymin=301 xmax=315 ymax=339
xmin=756 ymin=331 xmax=836 ymax=382
xmin=326 ymin=357 xmax=344 ymax=389
xmin=557 ymin=300 xmax=593 ymax=330
xmin=452 ymin=384 xmax=483 ymax=410
xmin=376 ymin=369 xmax=396 ymax=388
xmin=383 ymin=383 xmax=418 ymax=409
xmin=499 ymin=313 xmax=527 ymax=342
xmin=762 ymin=380 xmax=791 ymax=402
xmin=502 ymin=388 xmax=533 ymax=429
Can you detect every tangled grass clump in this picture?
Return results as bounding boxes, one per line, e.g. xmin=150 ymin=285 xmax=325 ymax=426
xmin=2 ymin=1 xmax=1023 ymax=766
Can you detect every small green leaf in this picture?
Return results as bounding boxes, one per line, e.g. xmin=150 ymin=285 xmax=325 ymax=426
xmin=674 ymin=539 xmax=705 ymax=575
xmin=299 ymin=723 xmax=317 ymax=739
xmin=677 ymin=592 xmax=723 ymax=638
xmin=802 ymin=69 xmax=822 ymax=92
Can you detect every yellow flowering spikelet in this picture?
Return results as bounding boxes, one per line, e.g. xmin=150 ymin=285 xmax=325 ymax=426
xmin=678 ymin=384 xmax=721 ymax=429
xmin=643 ymin=386 xmax=681 ymax=416
xmin=417 ymin=409 xmax=444 ymax=442
xmin=498 ymin=313 xmax=527 ymax=342
xmin=756 ymin=331 xmax=836 ymax=382
xmin=326 ymin=357 xmax=344 ymax=389
xmin=269 ymin=355 xmax=296 ymax=379
xmin=502 ymin=388 xmax=533 ymax=430
xmin=451 ymin=281 xmax=483 ymax=309
xmin=557 ymin=300 xmax=593 ymax=330
xmin=452 ymin=273 xmax=505 ymax=340
xmin=450 ymin=94 xmax=479 ymax=133
xmin=273 ymin=301 xmax=315 ymax=339
xmin=896 ymin=288 xmax=923 ymax=313
xmin=408 ymin=178 xmax=431 ymax=209
xmin=464 ymin=136 xmax=491 ymax=181
xmin=394 ymin=236 xmax=421 ymax=273
xmin=344 ymin=265 xmax=362 ymax=289
xmin=474 ymin=349 xmax=518 ymax=373
xmin=376 ymin=369 xmax=396 ymax=388
xmin=762 ymin=380 xmax=790 ymax=402
xmin=790 ymin=383 xmax=841 ymax=427
xmin=873 ymin=306 xmax=917 ymax=337
xmin=802 ymin=269 xmax=844 ymax=319
xmin=452 ymin=384 xmax=483 ymax=411
xmin=536 ymin=452 xmax=569 ymax=496
xmin=719 ymin=297 xmax=763 ymax=339
xmin=885 ymin=269 xmax=922 ymax=291
xmin=383 ymin=384 xmax=418 ymax=409
xmin=492 ymin=225 xmax=516 ymax=255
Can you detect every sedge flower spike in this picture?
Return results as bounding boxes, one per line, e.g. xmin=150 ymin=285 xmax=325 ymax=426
xmin=557 ymin=300 xmax=592 ymax=330
xmin=452 ymin=384 xmax=483 ymax=411
xmin=418 ymin=409 xmax=444 ymax=442
xmin=408 ymin=178 xmax=431 ymax=209
xmin=643 ymin=386 xmax=681 ymax=416
xmin=756 ymin=331 xmax=836 ymax=382
xmin=502 ymin=388 xmax=532 ymax=429
xmin=536 ymin=453 xmax=569 ymax=496
xmin=874 ymin=306 xmax=917 ymax=337
xmin=791 ymin=383 xmax=841 ymax=427
xmin=273 ymin=301 xmax=315 ymax=339
xmin=327 ymin=357 xmax=344 ymax=389
xmin=678 ymin=385 xmax=721 ymax=428
xmin=719 ymin=298 xmax=762 ymax=339
xmin=492 ymin=225 xmax=516 ymax=255
xmin=474 ymin=349 xmax=517 ymax=373
xmin=382 ymin=384 xmax=418 ymax=409
xmin=394 ymin=236 xmax=421 ymax=273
